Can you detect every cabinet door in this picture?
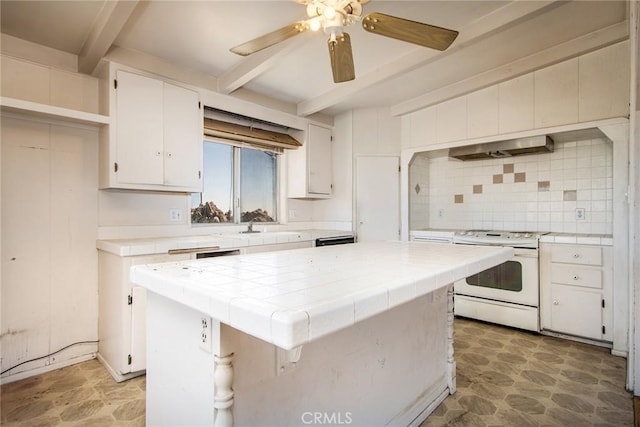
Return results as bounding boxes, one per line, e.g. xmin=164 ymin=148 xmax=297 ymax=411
xmin=115 ymin=71 xmax=164 ymax=185
xmin=128 ymin=253 xmax=190 ymax=373
xmin=550 ymin=284 xmax=602 ymax=340
xmin=130 ymin=286 xmax=147 ymax=372
xmin=163 ymin=82 xmax=202 ymax=190
xmin=308 ymin=124 xmax=332 ymax=195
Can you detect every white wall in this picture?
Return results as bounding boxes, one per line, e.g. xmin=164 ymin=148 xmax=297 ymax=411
xmin=1 ymin=116 xmax=99 ymax=381
xmin=630 ymin=0 xmax=640 ymax=395
xmin=409 ymin=155 xmax=430 ymax=230
xmin=0 ymin=50 xmax=103 ymax=382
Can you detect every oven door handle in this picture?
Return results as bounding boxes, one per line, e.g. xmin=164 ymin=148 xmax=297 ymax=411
xmin=513 ymin=248 xmax=538 ymax=257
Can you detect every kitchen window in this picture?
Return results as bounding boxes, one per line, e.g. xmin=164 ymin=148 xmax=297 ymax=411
xmin=191 ymin=138 xmax=278 ymax=224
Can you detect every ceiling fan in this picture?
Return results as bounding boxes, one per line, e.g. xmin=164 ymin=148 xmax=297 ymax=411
xmin=230 ymin=0 xmax=459 ymax=83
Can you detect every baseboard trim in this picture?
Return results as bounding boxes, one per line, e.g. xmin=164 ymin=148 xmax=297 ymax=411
xmin=96 ymin=354 xmax=145 ymax=383
xmin=1 ymin=352 xmax=96 ymax=385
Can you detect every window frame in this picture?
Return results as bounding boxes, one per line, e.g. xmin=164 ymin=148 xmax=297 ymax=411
xmin=191 ymin=136 xmax=281 ymax=226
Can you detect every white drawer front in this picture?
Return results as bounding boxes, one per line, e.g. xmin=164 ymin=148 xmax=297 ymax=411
xmin=551 ymin=264 xmax=602 ymax=289
xmin=551 ymin=245 xmax=602 ymax=266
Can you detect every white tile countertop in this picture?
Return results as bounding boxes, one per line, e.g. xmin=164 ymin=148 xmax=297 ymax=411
xmin=539 ymin=233 xmax=613 ymax=246
xmin=130 ymin=241 xmax=513 ymax=350
xmin=97 ymin=229 xmax=352 ymax=256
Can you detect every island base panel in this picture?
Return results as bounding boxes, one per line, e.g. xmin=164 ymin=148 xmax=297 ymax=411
xmin=145 ymin=286 xmax=453 ymax=426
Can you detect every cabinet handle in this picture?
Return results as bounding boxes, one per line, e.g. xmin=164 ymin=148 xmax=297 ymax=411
xmin=573 ymin=253 xmax=580 ymax=258
xmin=553 ymin=300 xmax=559 ymax=306
xmin=573 ymin=275 xmax=579 ymax=280
xmin=156 ymin=151 xmax=162 ymax=156
xmin=167 ymin=152 xmax=172 ymax=158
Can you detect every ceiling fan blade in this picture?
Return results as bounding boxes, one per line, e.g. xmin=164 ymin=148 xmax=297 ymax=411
xmin=230 ymin=21 xmax=309 ymax=56
xmin=362 ymin=12 xmax=458 ymax=51
xmin=328 ymin=32 xmax=355 ymax=83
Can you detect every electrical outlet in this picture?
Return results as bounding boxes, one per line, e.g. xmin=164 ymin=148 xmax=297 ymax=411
xmin=575 ymin=208 xmax=586 ymax=221
xmin=200 ymin=316 xmax=212 ymax=352
xmin=289 ymin=209 xmax=297 ymax=219
xmin=169 ymin=209 xmax=182 ymax=222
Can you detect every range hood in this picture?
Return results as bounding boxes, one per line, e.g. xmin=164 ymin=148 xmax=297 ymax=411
xmin=448 ymin=135 xmax=554 ymax=161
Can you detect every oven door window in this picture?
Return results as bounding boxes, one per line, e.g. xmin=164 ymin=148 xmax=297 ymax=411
xmin=466 ymin=260 xmax=522 ymax=292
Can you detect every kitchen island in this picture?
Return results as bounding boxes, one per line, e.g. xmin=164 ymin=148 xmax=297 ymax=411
xmin=130 ymin=241 xmax=512 ymax=426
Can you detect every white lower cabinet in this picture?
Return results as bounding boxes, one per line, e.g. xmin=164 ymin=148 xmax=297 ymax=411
xmin=98 ymin=251 xmax=190 ymax=382
xmin=540 ymin=243 xmax=612 ymax=343
xmin=98 ymin=241 xmax=314 ymax=381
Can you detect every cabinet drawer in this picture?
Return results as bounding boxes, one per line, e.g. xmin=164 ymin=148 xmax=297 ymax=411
xmin=550 ymin=264 xmax=602 ymax=289
xmin=551 ymin=245 xmax=602 ymax=266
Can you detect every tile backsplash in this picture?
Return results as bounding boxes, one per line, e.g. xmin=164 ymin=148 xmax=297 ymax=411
xmin=410 ymin=138 xmax=613 ymax=234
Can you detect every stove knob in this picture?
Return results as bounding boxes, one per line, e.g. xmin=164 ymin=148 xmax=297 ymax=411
xmin=524 ymin=233 xmax=531 ymax=238
xmin=513 ymin=233 xmax=521 ymax=238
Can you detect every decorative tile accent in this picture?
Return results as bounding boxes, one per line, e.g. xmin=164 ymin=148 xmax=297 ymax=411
xmin=493 ymin=174 xmax=503 ymax=184
xmin=538 ymin=181 xmax=550 ymax=191
xmin=415 ymin=183 xmax=421 ymax=194
xmin=563 ymin=190 xmax=577 ymax=201
xmin=503 ymin=164 xmax=514 ymax=174
xmin=514 ymin=172 xmax=526 ymax=183
xmin=455 ymin=194 xmax=464 ymax=204
xmin=473 ymin=185 xmax=483 ymax=194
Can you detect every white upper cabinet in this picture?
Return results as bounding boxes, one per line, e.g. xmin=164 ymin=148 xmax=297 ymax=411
xmin=467 ymin=86 xmax=498 ymax=139
xmin=400 ymin=41 xmax=629 ymax=150
xmin=162 ymin=82 xmax=202 ymax=189
xmin=436 ymin=97 xmax=467 ymax=143
xmin=288 ymin=123 xmax=332 ymax=198
xmin=401 ymin=106 xmax=437 ymax=148
xmin=578 ymin=41 xmax=630 ymax=122
xmin=115 ymin=71 xmax=164 ymax=186
xmin=101 ymin=68 xmax=202 ymax=192
xmin=498 ymin=74 xmax=534 ymax=134
xmin=534 ymin=59 xmax=579 ymax=128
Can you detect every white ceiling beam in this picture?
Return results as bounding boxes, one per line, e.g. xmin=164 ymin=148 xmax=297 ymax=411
xmin=391 ymin=21 xmax=629 ymax=116
xmin=218 ymin=34 xmax=312 ymax=95
xmin=296 ymin=0 xmax=561 ymax=117
xmin=78 ymin=0 xmax=139 ymax=75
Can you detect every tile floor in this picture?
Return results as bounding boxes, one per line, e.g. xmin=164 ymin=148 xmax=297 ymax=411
xmin=1 ymin=360 xmax=145 ymax=426
xmin=1 ymin=318 xmax=632 ymax=426
xmin=423 ymin=318 xmax=633 ymax=426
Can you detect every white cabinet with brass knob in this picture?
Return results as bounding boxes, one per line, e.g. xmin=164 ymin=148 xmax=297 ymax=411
xmin=540 ymin=241 xmax=612 ymax=344
xmin=287 ymin=123 xmax=333 ymax=199
xmin=98 ymin=65 xmax=203 ymax=192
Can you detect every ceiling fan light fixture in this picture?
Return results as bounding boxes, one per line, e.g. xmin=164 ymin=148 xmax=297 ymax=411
xmin=309 ymin=18 xmax=322 ymax=31
xmin=232 ymin=0 xmax=457 ymax=84
xmin=323 ymin=6 xmax=336 ymax=20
